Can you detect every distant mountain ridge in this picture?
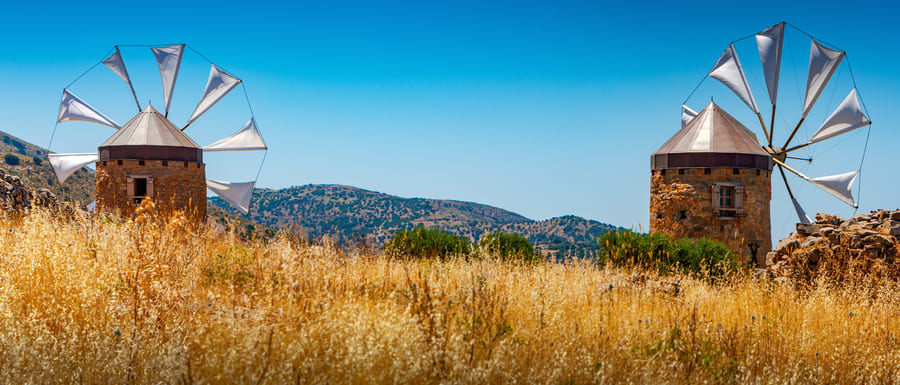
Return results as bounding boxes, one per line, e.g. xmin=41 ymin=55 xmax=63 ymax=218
xmin=210 ymin=184 xmax=619 ymax=257
xmin=0 ymin=130 xmax=619 ymax=257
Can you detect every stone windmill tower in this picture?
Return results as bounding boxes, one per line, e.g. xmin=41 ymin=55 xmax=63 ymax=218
xmin=48 ymin=45 xmax=267 ymax=221
xmin=95 ymin=105 xmax=207 ymax=220
xmin=650 ymin=101 xmax=773 ymax=266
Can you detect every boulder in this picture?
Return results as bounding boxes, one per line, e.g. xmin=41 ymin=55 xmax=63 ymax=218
xmin=769 ymin=209 xmax=900 ymax=280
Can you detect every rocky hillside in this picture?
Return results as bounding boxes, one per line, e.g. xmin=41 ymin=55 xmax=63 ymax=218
xmin=0 ymin=131 xmax=94 ymax=205
xmin=210 ymin=184 xmax=618 ymax=256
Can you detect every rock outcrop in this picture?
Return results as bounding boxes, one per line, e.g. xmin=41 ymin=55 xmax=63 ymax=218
xmin=0 ymin=168 xmax=61 ymax=212
xmin=768 ymin=210 xmax=900 ymax=281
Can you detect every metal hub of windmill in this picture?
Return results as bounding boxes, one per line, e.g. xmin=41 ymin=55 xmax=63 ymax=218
xmin=48 ymin=44 xmax=267 ymax=215
xmin=683 ymin=22 xmax=872 ymax=224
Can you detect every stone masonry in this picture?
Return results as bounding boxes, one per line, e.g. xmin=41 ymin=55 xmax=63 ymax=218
xmin=650 ymin=167 xmax=771 ymax=266
xmin=95 ymin=159 xmax=206 ymax=221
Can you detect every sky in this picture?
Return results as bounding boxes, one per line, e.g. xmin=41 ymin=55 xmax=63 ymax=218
xmin=0 ymin=0 xmax=898 ymax=241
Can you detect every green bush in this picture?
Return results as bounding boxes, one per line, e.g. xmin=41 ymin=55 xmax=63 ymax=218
xmin=32 ymin=156 xmax=42 ymax=165
xmin=479 ymin=230 xmax=542 ymax=263
xmin=3 ymin=154 xmax=19 ymax=166
xmin=598 ymin=230 xmax=737 ymax=279
xmin=384 ymin=225 xmax=471 ymax=260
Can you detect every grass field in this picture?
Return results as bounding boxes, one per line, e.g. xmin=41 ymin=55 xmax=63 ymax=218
xmin=1 ymin=205 xmax=898 ymax=384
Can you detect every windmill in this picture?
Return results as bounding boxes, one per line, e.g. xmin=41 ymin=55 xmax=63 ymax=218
xmin=48 ymin=44 xmax=266 ymax=218
xmin=683 ymin=22 xmax=872 ymax=225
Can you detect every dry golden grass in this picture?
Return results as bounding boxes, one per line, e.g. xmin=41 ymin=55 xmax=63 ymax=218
xmin=1 ymin=205 xmax=899 ymax=384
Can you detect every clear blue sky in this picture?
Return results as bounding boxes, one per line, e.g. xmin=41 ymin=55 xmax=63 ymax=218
xmin=0 ymin=0 xmax=898 ymax=241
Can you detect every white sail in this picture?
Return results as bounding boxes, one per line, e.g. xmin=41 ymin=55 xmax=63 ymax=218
xmin=185 ymin=65 xmax=241 ymax=127
xmin=791 ymin=196 xmax=812 ymax=224
xmin=756 ymin=22 xmax=784 ymax=105
xmin=808 ymin=171 xmax=858 ymax=208
xmin=681 ymin=105 xmax=698 ymax=128
xmin=808 ymin=89 xmax=870 ymax=144
xmin=151 ymin=44 xmax=185 ymax=115
xmin=207 ymin=179 xmax=255 ymax=215
xmin=802 ymin=40 xmax=844 ymax=118
xmin=709 ymin=44 xmax=759 ymax=114
xmin=104 ymin=46 xmax=141 ymax=111
xmin=57 ymin=90 xmax=120 ymax=129
xmin=48 ymin=153 xmax=98 ymax=183
xmin=103 ymin=46 xmax=131 ymax=85
xmin=86 ymin=200 xmax=97 ymax=212
xmin=204 ymin=118 xmax=266 ymax=152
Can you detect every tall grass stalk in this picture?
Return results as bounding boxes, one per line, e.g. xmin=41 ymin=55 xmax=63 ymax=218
xmin=0 ymin=206 xmax=898 ymax=383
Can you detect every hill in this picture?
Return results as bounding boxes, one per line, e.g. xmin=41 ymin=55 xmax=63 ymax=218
xmin=209 ymin=184 xmax=618 ymax=257
xmin=0 ymin=131 xmax=94 ymax=205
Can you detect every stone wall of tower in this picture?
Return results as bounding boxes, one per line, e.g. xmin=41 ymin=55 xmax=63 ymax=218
xmin=649 ymin=167 xmax=771 ymax=267
xmin=95 ymin=159 xmax=206 ymax=222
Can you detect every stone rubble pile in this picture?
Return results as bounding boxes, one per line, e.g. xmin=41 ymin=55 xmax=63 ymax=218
xmin=0 ymin=168 xmax=60 ymax=211
xmin=767 ymin=210 xmax=900 ymax=278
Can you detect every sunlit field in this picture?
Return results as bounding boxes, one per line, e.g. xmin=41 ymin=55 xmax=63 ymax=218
xmin=1 ymin=204 xmax=899 ymax=384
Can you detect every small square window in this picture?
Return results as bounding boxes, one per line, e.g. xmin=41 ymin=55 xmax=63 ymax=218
xmin=660 ymin=169 xmax=666 ymax=176
xmin=678 ymin=169 xmax=685 ymax=175
xmin=184 ymin=162 xmax=189 ymax=167
xmin=704 ymin=168 xmax=711 ymax=174
xmin=162 ymin=161 xmax=168 ymax=167
xmin=138 ymin=160 xmax=145 ymax=166
xmin=733 ymin=168 xmax=740 ymax=175
xmin=757 ymin=169 xmax=761 ymax=175
xmin=117 ymin=160 xmax=123 ymax=166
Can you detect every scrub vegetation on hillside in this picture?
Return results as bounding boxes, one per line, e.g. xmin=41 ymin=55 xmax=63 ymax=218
xmin=1 ymin=204 xmax=899 ymax=384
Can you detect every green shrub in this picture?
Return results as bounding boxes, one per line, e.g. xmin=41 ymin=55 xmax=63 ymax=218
xmin=3 ymin=154 xmax=19 ymax=166
xmin=384 ymin=225 xmax=471 ymax=260
xmin=479 ymin=230 xmax=542 ymax=263
xmin=598 ymin=230 xmax=737 ymax=279
xmin=32 ymin=156 xmax=42 ymax=165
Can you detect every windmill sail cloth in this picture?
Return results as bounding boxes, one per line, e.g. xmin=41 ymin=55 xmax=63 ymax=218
xmin=807 ymin=89 xmax=870 ymax=144
xmin=709 ymin=44 xmax=759 ymax=114
xmin=103 ymin=46 xmax=132 ymax=85
xmin=756 ymin=22 xmax=784 ymax=105
xmin=203 ymin=118 xmax=267 ymax=151
xmin=105 ymin=46 xmax=141 ymax=110
xmin=681 ymin=105 xmax=698 ymax=128
xmin=58 ymin=90 xmax=120 ymax=129
xmin=808 ymin=171 xmax=858 ymax=208
xmin=207 ymin=179 xmax=255 ymax=215
xmin=791 ymin=196 xmax=812 ymax=224
xmin=802 ymin=40 xmax=844 ymax=118
xmin=185 ymin=65 xmax=242 ymax=127
xmin=49 ymin=153 xmax=97 ymax=183
xmin=151 ymin=44 xmax=185 ymax=115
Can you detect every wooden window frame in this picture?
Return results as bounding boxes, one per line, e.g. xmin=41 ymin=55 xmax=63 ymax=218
xmin=127 ymin=175 xmax=154 ymax=205
xmin=712 ymin=182 xmax=744 ymax=219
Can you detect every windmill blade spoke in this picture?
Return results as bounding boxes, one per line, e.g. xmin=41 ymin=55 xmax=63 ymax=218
xmin=49 ymin=153 xmax=98 ymax=184
xmin=777 ymin=164 xmax=812 ymax=224
xmin=773 ymin=158 xmax=810 ymax=180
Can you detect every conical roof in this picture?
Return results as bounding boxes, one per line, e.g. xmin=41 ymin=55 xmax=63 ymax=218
xmin=98 ymin=105 xmax=203 ymax=162
xmin=651 ymin=102 xmax=772 ymax=171
xmin=100 ymin=105 xmax=199 ymax=148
